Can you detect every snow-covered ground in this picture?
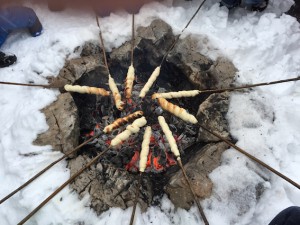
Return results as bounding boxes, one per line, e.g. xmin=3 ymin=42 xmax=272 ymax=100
xmin=0 ymin=0 xmax=300 ymax=224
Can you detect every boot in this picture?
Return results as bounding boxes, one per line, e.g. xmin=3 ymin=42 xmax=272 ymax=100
xmin=0 ymin=51 xmax=17 ymax=68
xmin=251 ymin=0 xmax=269 ymax=12
xmin=28 ymin=17 xmax=43 ymax=37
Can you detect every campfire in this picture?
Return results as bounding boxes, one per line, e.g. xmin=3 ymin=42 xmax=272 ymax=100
xmin=32 ymin=17 xmax=237 ymax=225
xmin=73 ymin=74 xmax=199 ymax=174
xmin=2 ymin=4 xmax=300 ymax=225
xmin=68 ymin=26 xmax=204 ymax=216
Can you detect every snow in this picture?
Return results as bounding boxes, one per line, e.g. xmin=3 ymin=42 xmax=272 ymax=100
xmin=0 ymin=0 xmax=300 ymax=224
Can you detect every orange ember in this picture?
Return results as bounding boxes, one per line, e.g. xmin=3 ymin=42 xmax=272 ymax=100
xmin=85 ymin=130 xmax=95 ymax=137
xmin=150 ymin=135 xmax=156 ymax=144
xmin=127 ymin=98 xmax=133 ymax=105
xmin=153 ymin=156 xmax=164 ymax=171
xmin=105 ymin=139 xmax=111 ymax=146
xmin=166 ymin=152 xmax=177 ymax=167
xmin=125 ymin=150 xmax=140 ymax=171
xmin=146 ymin=151 xmax=152 ymax=168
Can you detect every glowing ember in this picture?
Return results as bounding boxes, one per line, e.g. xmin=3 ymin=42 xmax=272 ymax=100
xmin=77 ymin=83 xmax=198 ymax=173
xmin=73 ymin=42 xmax=199 ymax=175
xmin=166 ymin=152 xmax=177 ymax=167
xmin=125 ymin=150 xmax=140 ymax=171
xmin=153 ymin=156 xmax=164 ymax=171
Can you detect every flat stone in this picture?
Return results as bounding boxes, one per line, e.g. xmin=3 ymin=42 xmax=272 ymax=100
xmin=80 ymin=41 xmax=102 ymax=57
xmin=34 ymin=93 xmax=79 ymax=155
xmin=110 ymin=19 xmax=175 ymax=71
xmin=206 ymin=57 xmax=237 ymax=89
xmin=68 ymin=157 xmax=153 ymax=214
xmin=197 ymin=92 xmax=231 ymax=142
xmin=169 ymin=35 xmax=237 ymax=90
xmin=165 ymin=142 xmax=228 ymax=209
xmin=48 ymin=55 xmax=101 ymax=87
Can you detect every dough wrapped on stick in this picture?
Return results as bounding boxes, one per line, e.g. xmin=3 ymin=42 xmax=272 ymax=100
xmin=139 ymin=66 xmax=160 ymax=98
xmin=125 ymin=65 xmax=135 ymax=99
xmin=109 ymin=74 xmax=124 ymax=110
xmin=64 ymin=85 xmax=110 ymax=96
xmin=110 ymin=117 xmax=147 ymax=146
xmin=103 ymin=111 xmax=143 ymax=133
xmin=152 ymin=90 xmax=200 ymax=99
xmin=139 ymin=126 xmax=152 ymax=172
xmin=158 ymin=116 xmax=180 ymax=159
xmin=157 ymin=98 xmax=198 ymax=124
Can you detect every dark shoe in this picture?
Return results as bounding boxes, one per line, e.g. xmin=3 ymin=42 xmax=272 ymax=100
xmin=269 ymin=206 xmax=300 ymax=225
xmin=252 ymin=0 xmax=269 ymax=12
xmin=28 ymin=17 xmax=43 ymax=37
xmin=0 ymin=51 xmax=17 ymax=68
xmin=220 ymin=0 xmax=241 ymax=9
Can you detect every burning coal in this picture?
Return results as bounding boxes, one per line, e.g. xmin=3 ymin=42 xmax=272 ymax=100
xmin=75 ymin=80 xmax=199 ymax=173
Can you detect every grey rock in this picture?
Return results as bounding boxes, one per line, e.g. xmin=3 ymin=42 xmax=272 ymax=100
xmin=110 ymin=19 xmax=175 ymax=70
xmin=206 ymin=57 xmax=238 ymax=89
xmin=197 ymin=92 xmax=231 ymax=142
xmin=165 ymin=142 xmax=228 ymax=209
xmin=169 ymin=35 xmax=237 ymax=90
xmin=168 ymin=35 xmax=213 ymax=89
xmin=80 ymin=41 xmax=102 ymax=57
xmin=34 ymin=93 xmax=80 ymax=155
xmin=68 ymin=157 xmax=153 ymax=215
xmin=48 ymin=55 xmax=102 ymax=87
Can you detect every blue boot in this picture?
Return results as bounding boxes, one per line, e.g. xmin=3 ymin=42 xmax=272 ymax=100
xmin=220 ymin=0 xmax=241 ymax=9
xmin=0 ymin=6 xmax=43 ymax=47
xmin=251 ymin=0 xmax=269 ymax=12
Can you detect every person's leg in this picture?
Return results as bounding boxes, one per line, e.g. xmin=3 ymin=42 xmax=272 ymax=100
xmin=0 ymin=6 xmax=43 ymax=37
xmin=0 ymin=6 xmax=43 ymax=68
xmin=220 ymin=0 xmax=241 ymax=9
xmin=244 ymin=0 xmax=263 ymax=4
xmin=0 ymin=8 xmax=10 ymax=47
xmin=269 ymin=206 xmax=300 ymax=225
xmin=0 ymin=19 xmax=16 ymax=68
xmin=244 ymin=0 xmax=268 ymax=11
xmin=0 ymin=29 xmax=8 ymax=48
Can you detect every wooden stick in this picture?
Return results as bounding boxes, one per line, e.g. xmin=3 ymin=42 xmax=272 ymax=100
xmin=152 ymin=90 xmax=200 ymax=99
xmin=131 ymin=14 xmax=135 ymax=67
xmin=95 ymin=14 xmax=125 ymax=110
xmin=95 ymin=14 xmax=110 ymax=75
xmin=160 ymin=0 xmax=207 ymax=66
xmin=177 ymin=159 xmax=209 ymax=225
xmin=103 ymin=111 xmax=143 ymax=133
xmin=139 ymin=0 xmax=207 ymax=98
xmin=0 ymin=81 xmax=51 ymax=88
xmin=1 ymin=76 xmax=299 ymax=97
xmin=0 ymin=134 xmax=100 ymax=205
xmin=129 ymin=172 xmax=142 ymax=225
xmin=157 ymin=98 xmax=198 ymax=124
xmin=113 ymin=179 xmax=135 ymax=198
xmin=200 ymin=76 xmax=300 ymax=94
xmin=17 ymin=147 xmax=110 ymax=225
xmin=125 ymin=14 xmax=136 ymax=100
xmin=64 ymin=84 xmax=110 ymax=96
xmin=158 ymin=116 xmax=209 ymax=224
xmin=199 ymin=124 xmax=300 ymax=190
xmin=110 ymin=117 xmax=147 ymax=146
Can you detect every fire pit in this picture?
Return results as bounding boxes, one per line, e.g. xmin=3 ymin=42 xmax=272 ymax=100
xmin=35 ymin=19 xmax=237 ymax=214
